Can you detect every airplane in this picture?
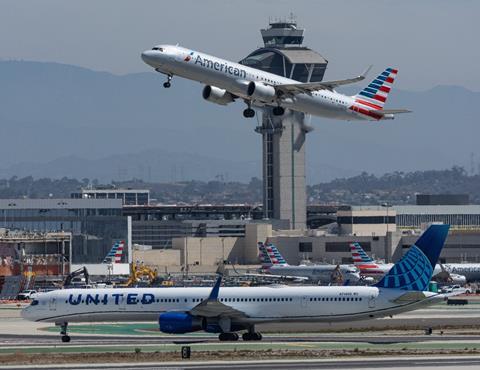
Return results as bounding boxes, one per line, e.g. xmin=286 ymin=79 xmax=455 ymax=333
xmin=259 ymin=241 xmax=361 ymax=284
xmin=22 ymin=225 xmax=450 ymax=343
xmin=102 ymin=240 xmax=125 ymax=264
xmin=350 ymin=242 xmax=467 ymax=285
xmin=141 ymin=45 xmax=410 ymax=121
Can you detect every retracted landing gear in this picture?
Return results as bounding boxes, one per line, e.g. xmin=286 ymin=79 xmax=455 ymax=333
xmin=163 ymin=74 xmax=172 ymax=88
xmin=272 ymin=106 xmax=285 ymax=116
xmin=218 ymin=332 xmax=239 ymax=341
xmin=242 ymin=326 xmax=262 ymax=341
xmin=58 ymin=322 xmax=70 ymax=343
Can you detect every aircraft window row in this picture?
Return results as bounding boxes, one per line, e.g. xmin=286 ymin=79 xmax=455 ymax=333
xmin=157 ymin=298 xmax=180 ymax=303
xmin=309 ymin=297 xmax=363 ymax=302
xmin=219 ymin=297 xmax=293 ymax=303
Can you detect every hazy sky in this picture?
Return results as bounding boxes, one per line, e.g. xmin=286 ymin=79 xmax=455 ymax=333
xmin=1 ymin=0 xmax=479 ymax=91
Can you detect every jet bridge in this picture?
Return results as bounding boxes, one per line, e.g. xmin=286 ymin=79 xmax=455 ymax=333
xmin=240 ymin=18 xmax=328 ymax=229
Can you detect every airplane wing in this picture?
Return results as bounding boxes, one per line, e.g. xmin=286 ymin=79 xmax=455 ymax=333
xmin=188 ymin=264 xmax=248 ymax=319
xmin=275 ymin=65 xmax=372 ymax=95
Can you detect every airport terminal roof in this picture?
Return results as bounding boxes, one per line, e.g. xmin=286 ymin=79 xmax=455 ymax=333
xmin=346 ymin=205 xmax=480 ymax=215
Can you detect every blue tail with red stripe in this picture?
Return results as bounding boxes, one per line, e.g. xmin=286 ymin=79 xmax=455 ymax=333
xmin=354 ymin=67 xmax=398 ymax=110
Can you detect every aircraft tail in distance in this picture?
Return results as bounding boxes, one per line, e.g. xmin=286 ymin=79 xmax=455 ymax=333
xmin=350 ymin=242 xmax=374 ymax=265
xmin=258 ymin=241 xmax=288 ymax=269
xmin=102 ymin=240 xmax=125 ymax=264
xmin=375 ymin=224 xmax=450 ymax=291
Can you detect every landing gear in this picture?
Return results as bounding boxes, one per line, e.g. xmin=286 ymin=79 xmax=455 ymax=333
xmin=242 ymin=326 xmax=262 ymax=341
xmin=273 ymin=106 xmax=285 ymax=116
xmin=59 ymin=322 xmax=70 ymax=343
xmin=243 ymin=108 xmax=255 ymax=118
xmin=218 ymin=332 xmax=239 ymax=341
xmin=163 ymin=74 xmax=172 ymax=88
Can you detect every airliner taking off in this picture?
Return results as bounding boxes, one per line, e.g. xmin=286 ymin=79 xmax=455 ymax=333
xmin=141 ymin=45 xmax=410 ymax=120
xmin=23 ymin=225 xmax=449 ymax=342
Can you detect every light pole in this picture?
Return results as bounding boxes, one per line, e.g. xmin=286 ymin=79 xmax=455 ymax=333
xmin=381 ymin=203 xmax=392 ymax=262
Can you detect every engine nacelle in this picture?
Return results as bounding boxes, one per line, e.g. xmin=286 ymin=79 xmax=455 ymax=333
xmin=159 ymin=312 xmax=202 ymax=334
xmin=202 ymin=85 xmax=234 ymax=105
xmin=247 ymin=81 xmax=276 ymax=102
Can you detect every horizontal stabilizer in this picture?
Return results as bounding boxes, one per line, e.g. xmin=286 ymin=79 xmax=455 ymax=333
xmin=375 ymin=109 xmax=412 ymax=115
xmin=392 ymin=291 xmax=427 ymax=303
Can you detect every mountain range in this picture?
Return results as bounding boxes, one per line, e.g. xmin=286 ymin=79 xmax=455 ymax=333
xmin=0 ymin=60 xmax=479 ymax=183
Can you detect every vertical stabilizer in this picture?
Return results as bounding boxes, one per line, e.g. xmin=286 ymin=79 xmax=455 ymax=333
xmin=375 ymin=225 xmax=449 ymax=291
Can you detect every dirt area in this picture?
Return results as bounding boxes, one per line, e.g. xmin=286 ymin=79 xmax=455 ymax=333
xmin=2 ymin=348 xmax=480 ymax=366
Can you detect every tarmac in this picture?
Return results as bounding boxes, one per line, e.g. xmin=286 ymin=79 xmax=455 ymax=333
xmin=2 ymin=299 xmax=480 ymax=368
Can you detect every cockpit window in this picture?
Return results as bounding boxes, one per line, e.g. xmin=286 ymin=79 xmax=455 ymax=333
xmin=31 ymin=300 xmax=39 ymax=306
xmin=152 ymin=47 xmax=164 ymax=52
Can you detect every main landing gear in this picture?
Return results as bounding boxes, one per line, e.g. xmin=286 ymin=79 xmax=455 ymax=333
xmin=243 ymin=108 xmax=255 ymax=118
xmin=272 ymin=106 xmax=285 ymax=116
xmin=58 ymin=322 xmax=70 ymax=342
xmin=242 ymin=326 xmax=262 ymax=341
xmin=218 ymin=332 xmax=239 ymax=341
xmin=163 ymin=74 xmax=172 ymax=88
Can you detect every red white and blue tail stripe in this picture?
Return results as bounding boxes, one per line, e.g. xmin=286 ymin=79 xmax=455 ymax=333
xmin=102 ymin=240 xmax=125 ymax=264
xmin=349 ymin=67 xmax=398 ymax=120
xmin=350 ymin=243 xmax=374 ymax=264
xmin=258 ymin=241 xmax=288 ymax=269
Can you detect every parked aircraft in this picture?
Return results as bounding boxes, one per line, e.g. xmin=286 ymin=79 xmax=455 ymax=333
xmin=259 ymin=241 xmax=360 ymax=284
xmin=141 ymin=45 xmax=410 ymax=120
xmin=22 ymin=225 xmax=450 ymax=343
xmin=350 ymin=242 xmax=467 ymax=284
xmin=102 ymin=241 xmax=125 ymax=264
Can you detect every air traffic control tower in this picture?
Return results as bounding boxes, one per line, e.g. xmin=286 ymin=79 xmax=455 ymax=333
xmin=240 ymin=19 xmax=328 ymax=229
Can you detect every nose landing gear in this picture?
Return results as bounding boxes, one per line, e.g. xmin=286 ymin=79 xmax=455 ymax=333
xmin=58 ymin=322 xmax=70 ymax=342
xmin=163 ymin=75 xmax=172 ymax=88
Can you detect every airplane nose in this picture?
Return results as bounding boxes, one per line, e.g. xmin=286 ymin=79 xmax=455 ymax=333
xmin=141 ymin=50 xmax=156 ymax=66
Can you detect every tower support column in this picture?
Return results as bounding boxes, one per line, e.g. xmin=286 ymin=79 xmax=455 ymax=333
xmin=256 ymin=108 xmax=307 ymax=229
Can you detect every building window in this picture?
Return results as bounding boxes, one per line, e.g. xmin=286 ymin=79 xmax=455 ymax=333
xmin=299 ymin=242 xmax=312 ymax=253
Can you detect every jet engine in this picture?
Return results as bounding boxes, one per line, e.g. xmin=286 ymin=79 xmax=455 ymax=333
xmin=159 ymin=312 xmax=202 ymax=334
xmin=247 ymin=82 xmax=276 ymax=102
xmin=202 ymin=85 xmax=234 ymax=105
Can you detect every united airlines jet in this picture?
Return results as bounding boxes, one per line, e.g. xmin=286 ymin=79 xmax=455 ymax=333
xmin=141 ymin=45 xmax=410 ymax=120
xmin=23 ymin=225 xmax=449 ymax=343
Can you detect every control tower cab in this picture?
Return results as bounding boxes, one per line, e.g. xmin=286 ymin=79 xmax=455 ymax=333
xmin=240 ymin=20 xmax=328 ymax=83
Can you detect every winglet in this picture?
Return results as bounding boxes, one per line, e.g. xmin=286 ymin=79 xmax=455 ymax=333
xmin=208 ymin=263 xmax=224 ymax=301
xmin=360 ymin=65 xmax=373 ymax=79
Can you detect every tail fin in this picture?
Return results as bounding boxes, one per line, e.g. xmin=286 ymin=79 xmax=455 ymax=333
xmin=375 ymin=224 xmax=449 ymax=291
xmin=102 ymin=240 xmax=125 ymax=264
xmin=258 ymin=241 xmax=288 ymax=269
xmin=350 ymin=242 xmax=374 ymax=265
xmin=354 ymin=67 xmax=398 ymax=110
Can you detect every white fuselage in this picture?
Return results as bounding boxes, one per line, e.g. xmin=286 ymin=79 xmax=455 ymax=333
xmin=141 ymin=45 xmax=376 ymax=121
xmin=22 ymin=286 xmax=442 ymax=325
xmin=267 ymin=264 xmax=361 ymax=284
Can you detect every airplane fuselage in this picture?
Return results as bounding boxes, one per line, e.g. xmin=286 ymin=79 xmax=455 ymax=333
xmin=22 ymin=286 xmax=441 ymax=325
xmin=267 ymin=265 xmax=361 ymax=284
xmin=141 ymin=45 xmax=385 ymax=121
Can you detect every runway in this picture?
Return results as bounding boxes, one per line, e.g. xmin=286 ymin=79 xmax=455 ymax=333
xmin=2 ymin=356 xmax=480 ymax=370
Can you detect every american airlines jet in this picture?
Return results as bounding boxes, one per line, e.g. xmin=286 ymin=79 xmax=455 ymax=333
xmin=350 ymin=242 xmax=467 ymax=284
xmin=23 ymin=225 xmax=449 ymax=343
xmin=141 ymin=45 xmax=410 ymax=120
xmin=259 ymin=241 xmax=361 ymax=284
